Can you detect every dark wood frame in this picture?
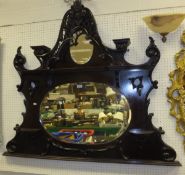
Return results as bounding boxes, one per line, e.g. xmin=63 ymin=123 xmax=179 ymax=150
xmin=4 ymin=0 xmax=180 ymax=166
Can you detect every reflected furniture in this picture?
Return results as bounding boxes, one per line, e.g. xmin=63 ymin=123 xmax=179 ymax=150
xmin=4 ymin=0 xmax=180 ymax=166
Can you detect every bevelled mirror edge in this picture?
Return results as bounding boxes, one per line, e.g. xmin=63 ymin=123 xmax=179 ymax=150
xmin=40 ymin=82 xmax=131 ymax=145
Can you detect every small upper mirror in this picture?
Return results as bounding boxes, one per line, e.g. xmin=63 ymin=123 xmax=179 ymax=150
xmin=70 ymin=34 xmax=93 ymax=64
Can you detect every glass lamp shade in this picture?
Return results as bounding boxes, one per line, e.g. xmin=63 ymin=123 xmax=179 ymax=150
xmin=143 ymin=14 xmax=185 ymax=42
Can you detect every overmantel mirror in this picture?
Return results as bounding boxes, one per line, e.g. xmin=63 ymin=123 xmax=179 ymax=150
xmin=4 ymin=0 xmax=180 ymax=166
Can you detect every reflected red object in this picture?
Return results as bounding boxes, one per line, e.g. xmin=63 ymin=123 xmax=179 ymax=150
xmin=60 ymin=129 xmax=94 ymax=136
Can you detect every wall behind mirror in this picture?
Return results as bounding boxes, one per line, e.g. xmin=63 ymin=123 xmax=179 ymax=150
xmin=0 ymin=37 xmax=2 ymax=147
xmin=1 ymin=0 xmax=185 ymax=26
xmin=0 ymin=1 xmax=185 ymax=175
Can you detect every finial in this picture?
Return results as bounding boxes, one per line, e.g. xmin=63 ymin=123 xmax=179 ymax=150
xmin=64 ymin=0 xmax=82 ymax=5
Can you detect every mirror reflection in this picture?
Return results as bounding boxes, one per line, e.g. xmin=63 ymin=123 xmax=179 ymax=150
xmin=40 ymin=83 xmax=131 ymax=144
xmin=70 ymin=34 xmax=93 ymax=64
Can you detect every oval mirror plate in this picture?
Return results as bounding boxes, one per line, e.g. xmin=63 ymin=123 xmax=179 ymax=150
xmin=70 ymin=34 xmax=93 ymax=65
xmin=40 ymin=82 xmax=131 ymax=144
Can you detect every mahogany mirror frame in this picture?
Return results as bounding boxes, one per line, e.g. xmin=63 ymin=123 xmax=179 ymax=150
xmin=4 ymin=0 xmax=180 ymax=166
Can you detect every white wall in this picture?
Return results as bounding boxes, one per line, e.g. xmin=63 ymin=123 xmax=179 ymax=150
xmin=0 ymin=1 xmax=185 ymax=175
xmin=0 ymin=172 xmax=41 ymax=175
xmin=0 ymin=0 xmax=185 ymax=26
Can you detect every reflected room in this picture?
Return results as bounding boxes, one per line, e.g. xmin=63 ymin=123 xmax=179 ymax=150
xmin=40 ymin=83 xmax=131 ymax=144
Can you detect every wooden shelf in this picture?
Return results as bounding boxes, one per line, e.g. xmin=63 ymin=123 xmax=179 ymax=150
xmin=3 ymin=152 xmax=181 ymax=166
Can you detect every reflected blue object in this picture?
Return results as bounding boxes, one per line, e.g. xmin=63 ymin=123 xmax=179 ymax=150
xmin=52 ymin=131 xmax=84 ymax=143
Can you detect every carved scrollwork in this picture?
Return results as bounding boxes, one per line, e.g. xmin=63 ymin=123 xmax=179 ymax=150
xmin=6 ymin=140 xmax=17 ymax=153
xmin=161 ymin=146 xmax=177 ymax=161
xmin=14 ymin=47 xmax=27 ymax=72
xmin=145 ymin=37 xmax=160 ymax=67
xmin=59 ymin=0 xmax=100 ymax=42
xmin=31 ymin=46 xmax=51 ymax=69
xmin=129 ymin=76 xmax=143 ymax=96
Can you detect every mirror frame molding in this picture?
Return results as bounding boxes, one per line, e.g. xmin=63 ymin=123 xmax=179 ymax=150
xmin=4 ymin=0 xmax=180 ymax=166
